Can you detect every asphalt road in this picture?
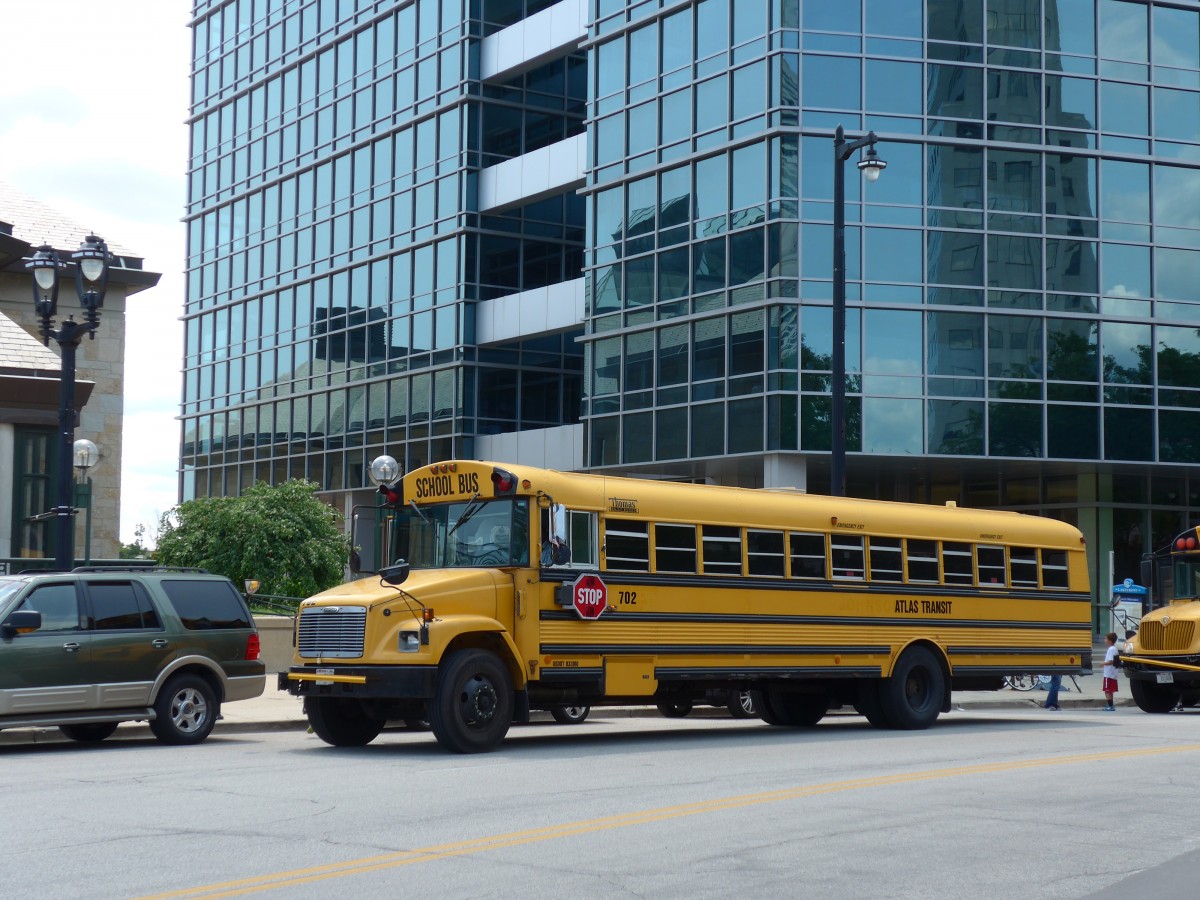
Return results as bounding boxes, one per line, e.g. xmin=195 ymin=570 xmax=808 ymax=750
xmin=3 ymin=707 xmax=1199 ymax=899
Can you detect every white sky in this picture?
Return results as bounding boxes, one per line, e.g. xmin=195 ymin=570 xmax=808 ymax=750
xmin=0 ymin=2 xmax=191 ymax=544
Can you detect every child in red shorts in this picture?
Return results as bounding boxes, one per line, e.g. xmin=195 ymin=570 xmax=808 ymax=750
xmin=1101 ymin=631 xmax=1119 ymax=711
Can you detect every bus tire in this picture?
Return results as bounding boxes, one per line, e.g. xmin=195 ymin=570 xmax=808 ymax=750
xmin=307 ymin=697 xmax=386 ymax=746
xmin=550 ymin=705 xmax=590 ymax=724
xmin=750 ymin=690 xmax=781 ymax=725
xmin=764 ymin=689 xmax=826 ymax=727
xmin=727 ymin=690 xmax=757 ymax=718
xmin=655 ymin=699 xmax=693 ymax=718
xmin=1130 ymin=678 xmax=1178 ymax=713
xmin=854 ymin=680 xmax=893 ymax=728
xmin=429 ymin=649 xmax=514 ymax=753
xmin=878 ymin=646 xmax=944 ymax=730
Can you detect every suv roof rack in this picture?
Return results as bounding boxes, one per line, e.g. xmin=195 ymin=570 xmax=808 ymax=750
xmin=69 ymin=566 xmax=212 ymax=574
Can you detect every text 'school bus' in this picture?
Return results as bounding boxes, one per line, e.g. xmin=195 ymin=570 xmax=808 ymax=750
xmin=280 ymin=458 xmax=1092 ymax=752
xmin=1121 ymin=526 xmax=1200 ymax=712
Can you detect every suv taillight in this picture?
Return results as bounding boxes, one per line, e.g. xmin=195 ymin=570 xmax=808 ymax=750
xmin=245 ymin=633 xmax=261 ymax=660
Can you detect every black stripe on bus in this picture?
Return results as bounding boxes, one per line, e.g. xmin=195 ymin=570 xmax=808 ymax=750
xmin=538 ymin=570 xmax=1088 ymax=603
xmin=946 ymin=646 xmax=1090 ymax=656
xmin=539 ymin=609 xmax=1091 ymax=631
xmin=952 ymin=666 xmax=1082 ymax=676
xmin=541 ymin=643 xmax=1079 ymax=658
xmin=540 ymin=643 xmax=891 ymax=656
xmin=537 ymin=667 xmax=604 ymax=682
xmin=655 ymin=666 xmax=882 ymax=679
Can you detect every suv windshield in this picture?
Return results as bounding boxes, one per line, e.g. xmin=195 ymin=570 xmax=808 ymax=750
xmin=401 ymin=498 xmax=529 ymax=568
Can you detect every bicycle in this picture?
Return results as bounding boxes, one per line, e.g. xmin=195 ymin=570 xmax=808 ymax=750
xmin=1003 ymin=674 xmax=1038 ymax=691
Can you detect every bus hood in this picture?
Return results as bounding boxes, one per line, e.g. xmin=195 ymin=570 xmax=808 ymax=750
xmin=301 ymin=568 xmax=510 ymax=620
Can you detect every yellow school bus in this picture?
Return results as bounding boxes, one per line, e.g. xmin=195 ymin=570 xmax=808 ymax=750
xmin=280 ymin=458 xmax=1091 ymax=752
xmin=1120 ymin=526 xmax=1200 ymax=712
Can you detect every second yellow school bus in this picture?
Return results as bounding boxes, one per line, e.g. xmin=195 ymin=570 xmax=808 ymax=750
xmin=280 ymin=458 xmax=1092 ymax=752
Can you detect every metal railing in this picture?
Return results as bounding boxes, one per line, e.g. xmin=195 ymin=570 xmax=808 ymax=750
xmin=245 ymin=592 xmax=304 ymax=617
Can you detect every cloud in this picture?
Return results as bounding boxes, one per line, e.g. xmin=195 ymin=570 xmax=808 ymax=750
xmin=0 ymin=1 xmax=190 ymax=544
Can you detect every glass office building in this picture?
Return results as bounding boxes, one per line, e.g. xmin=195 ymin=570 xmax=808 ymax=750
xmin=185 ymin=0 xmax=1200 ymax=604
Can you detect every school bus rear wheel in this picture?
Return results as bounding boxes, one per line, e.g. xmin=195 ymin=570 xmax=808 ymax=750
xmin=877 ymin=646 xmax=944 ymax=730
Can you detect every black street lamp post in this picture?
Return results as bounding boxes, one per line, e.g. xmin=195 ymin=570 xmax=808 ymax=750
xmin=26 ymin=235 xmax=111 ymax=571
xmin=831 ymin=125 xmax=886 ymax=497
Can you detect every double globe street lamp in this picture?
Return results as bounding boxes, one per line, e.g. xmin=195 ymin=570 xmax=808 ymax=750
xmin=25 ymin=234 xmax=111 ymax=571
xmin=831 ymin=126 xmax=886 ymax=498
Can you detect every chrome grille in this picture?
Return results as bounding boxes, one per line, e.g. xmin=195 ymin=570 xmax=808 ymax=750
xmin=1138 ymin=620 xmax=1196 ymax=653
xmin=297 ymin=606 xmax=366 ymax=659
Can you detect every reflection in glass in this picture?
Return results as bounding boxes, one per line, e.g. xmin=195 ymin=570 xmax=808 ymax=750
xmin=1047 ymin=318 xmax=1098 ymax=382
xmin=928 ymin=399 xmax=984 ymax=454
xmin=1102 ymin=322 xmax=1151 ymax=384
xmin=864 ymin=397 xmax=922 ymax=453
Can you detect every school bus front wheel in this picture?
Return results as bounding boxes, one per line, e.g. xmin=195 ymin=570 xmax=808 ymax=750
xmin=428 ymin=648 xmax=515 ymax=753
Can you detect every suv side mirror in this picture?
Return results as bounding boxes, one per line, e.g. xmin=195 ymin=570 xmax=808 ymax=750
xmin=1 ymin=609 xmax=42 ymax=638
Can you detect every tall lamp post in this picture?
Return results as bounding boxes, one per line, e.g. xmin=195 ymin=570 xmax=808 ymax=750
xmin=73 ymin=439 xmax=99 ymax=566
xmin=831 ymin=126 xmax=886 ymax=497
xmin=26 ymin=235 xmax=111 ymax=571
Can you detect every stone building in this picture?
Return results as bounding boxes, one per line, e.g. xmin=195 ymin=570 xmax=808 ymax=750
xmin=0 ymin=181 xmax=159 ymax=564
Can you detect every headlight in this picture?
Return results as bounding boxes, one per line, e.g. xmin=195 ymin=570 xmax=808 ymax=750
xmin=399 ymin=631 xmax=421 ymax=652
xmin=1123 ymin=641 xmax=1135 ymax=654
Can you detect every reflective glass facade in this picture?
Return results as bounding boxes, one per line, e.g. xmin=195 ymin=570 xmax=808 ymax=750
xmin=183 ymin=0 xmax=584 ymax=501
xmin=184 ymin=0 xmax=1200 ymax=599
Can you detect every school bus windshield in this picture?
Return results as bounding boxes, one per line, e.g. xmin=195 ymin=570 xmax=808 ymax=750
xmin=1171 ymin=557 xmax=1200 ymax=601
xmin=399 ymin=497 xmax=530 ymax=569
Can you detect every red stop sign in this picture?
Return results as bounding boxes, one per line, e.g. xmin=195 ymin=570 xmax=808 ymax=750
xmin=571 ymin=573 xmax=608 ymax=620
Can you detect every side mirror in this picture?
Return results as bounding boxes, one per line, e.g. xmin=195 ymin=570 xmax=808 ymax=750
xmin=349 ymin=549 xmax=362 ymax=574
xmin=381 ymin=560 xmax=410 ymax=586
xmin=1 ymin=609 xmax=42 ymax=638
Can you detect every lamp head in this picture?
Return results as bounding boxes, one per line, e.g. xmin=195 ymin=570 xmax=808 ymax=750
xmin=72 ymin=234 xmax=110 ymax=310
xmin=25 ymin=244 xmax=62 ymax=320
xmin=73 ymin=439 xmax=99 ymax=477
xmin=858 ymin=144 xmax=887 ymax=183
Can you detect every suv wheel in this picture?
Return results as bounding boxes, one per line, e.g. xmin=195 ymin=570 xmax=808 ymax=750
xmin=150 ymin=674 xmax=218 ymax=745
xmin=59 ymin=723 xmax=119 ymax=743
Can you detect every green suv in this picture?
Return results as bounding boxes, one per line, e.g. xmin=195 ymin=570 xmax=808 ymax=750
xmin=0 ymin=567 xmax=265 ymax=744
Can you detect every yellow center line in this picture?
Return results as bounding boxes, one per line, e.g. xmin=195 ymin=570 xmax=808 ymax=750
xmin=138 ymin=743 xmax=1200 ymax=899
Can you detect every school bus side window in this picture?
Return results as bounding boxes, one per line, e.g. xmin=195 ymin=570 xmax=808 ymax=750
xmin=747 ymin=530 xmax=785 ymax=577
xmin=655 ymin=523 xmax=697 ymax=573
xmin=1010 ymin=547 xmax=1039 ymax=587
xmin=868 ymin=537 xmax=903 ymax=582
xmin=605 ymin=519 xmax=649 ymax=572
xmin=907 ymin=539 xmax=939 ymax=583
xmin=790 ymin=532 xmax=827 ymax=579
xmin=943 ymin=541 xmax=974 ymax=585
xmin=978 ymin=545 xmax=1007 ymax=586
xmin=831 ymin=535 xmax=865 ymax=580
xmin=1041 ymin=549 xmax=1069 ymax=588
xmin=702 ymin=525 xmax=742 ymax=575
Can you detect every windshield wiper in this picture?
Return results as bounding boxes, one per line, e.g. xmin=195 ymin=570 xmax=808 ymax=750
xmin=448 ymin=494 xmax=484 ymax=536
xmin=409 ymin=499 xmax=431 ymax=524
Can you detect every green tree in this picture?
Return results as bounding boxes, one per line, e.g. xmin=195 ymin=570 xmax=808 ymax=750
xmin=155 ymin=480 xmax=348 ymax=598
xmin=119 ymin=524 xmax=154 ymax=560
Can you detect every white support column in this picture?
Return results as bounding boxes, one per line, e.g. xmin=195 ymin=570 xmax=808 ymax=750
xmin=763 ymin=453 xmax=807 ymax=493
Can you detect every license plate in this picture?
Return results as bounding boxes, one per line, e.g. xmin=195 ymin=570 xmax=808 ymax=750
xmin=316 ymin=667 xmax=334 ymax=686
xmin=1156 ymin=672 xmax=1174 ymax=684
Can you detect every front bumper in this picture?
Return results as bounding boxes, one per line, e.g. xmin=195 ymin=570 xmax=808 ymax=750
xmin=278 ymin=666 xmax=437 ymax=699
xmin=1121 ymin=654 xmax=1200 ymax=686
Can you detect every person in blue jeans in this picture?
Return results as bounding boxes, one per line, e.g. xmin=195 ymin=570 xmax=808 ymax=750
xmin=1043 ymin=674 xmax=1062 ymax=710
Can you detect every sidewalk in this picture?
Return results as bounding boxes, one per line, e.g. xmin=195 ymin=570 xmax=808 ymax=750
xmin=0 ymin=667 xmax=1132 ymax=745
xmin=206 ymin=671 xmax=1138 ymax=733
